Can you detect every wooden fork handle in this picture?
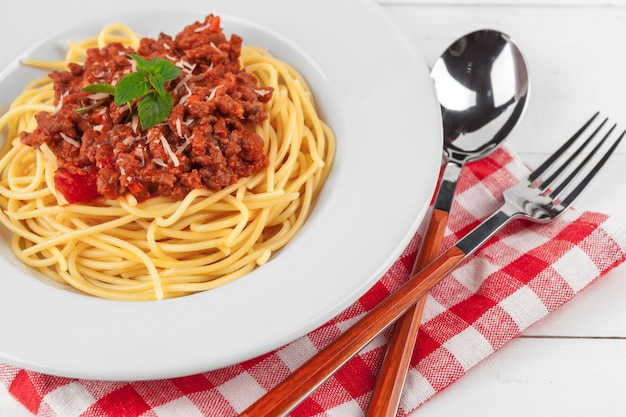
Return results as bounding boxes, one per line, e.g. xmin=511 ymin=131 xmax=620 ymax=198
xmin=366 ymin=208 xmax=449 ymax=417
xmin=239 ymin=242 xmax=466 ymax=417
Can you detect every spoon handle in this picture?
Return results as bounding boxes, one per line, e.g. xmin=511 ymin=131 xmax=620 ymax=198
xmin=365 ymin=208 xmax=448 ymax=416
xmin=365 ymin=158 xmax=461 ymax=415
xmin=238 ymin=244 xmax=467 ymax=417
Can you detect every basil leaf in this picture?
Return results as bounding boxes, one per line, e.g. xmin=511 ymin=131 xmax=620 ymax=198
xmin=128 ymin=54 xmax=152 ymax=75
xmin=151 ymin=59 xmax=182 ymax=82
xmin=82 ymin=83 xmax=116 ymax=95
xmin=80 ymin=55 xmax=181 ymax=128
xmin=114 ymin=73 xmax=151 ymax=106
xmin=137 ymin=92 xmax=173 ymax=129
xmin=149 ymin=75 xmax=167 ymax=98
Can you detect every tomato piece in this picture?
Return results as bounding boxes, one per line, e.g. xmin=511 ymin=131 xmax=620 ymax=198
xmin=209 ymin=16 xmax=221 ymax=33
xmin=127 ymin=180 xmax=144 ymax=195
xmin=54 ymin=165 xmax=100 ymax=204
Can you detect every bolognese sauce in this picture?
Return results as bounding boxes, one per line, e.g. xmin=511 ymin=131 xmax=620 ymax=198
xmin=20 ymin=14 xmax=272 ymax=203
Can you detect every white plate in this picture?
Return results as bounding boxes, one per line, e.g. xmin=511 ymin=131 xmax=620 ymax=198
xmin=0 ymin=0 xmax=442 ymax=380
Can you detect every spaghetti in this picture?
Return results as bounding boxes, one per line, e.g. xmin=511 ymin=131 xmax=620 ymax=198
xmin=0 ymin=17 xmax=335 ymax=301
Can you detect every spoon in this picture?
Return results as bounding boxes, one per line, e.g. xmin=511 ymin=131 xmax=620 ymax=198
xmin=239 ymin=29 xmax=529 ymax=417
xmin=367 ymin=29 xmax=529 ymax=416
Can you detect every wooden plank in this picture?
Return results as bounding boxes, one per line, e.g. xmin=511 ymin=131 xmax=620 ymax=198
xmin=379 ymin=0 xmax=626 ymax=6
xmin=414 ymin=337 xmax=626 ymax=416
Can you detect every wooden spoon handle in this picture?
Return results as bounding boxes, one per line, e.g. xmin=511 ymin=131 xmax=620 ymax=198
xmin=366 ymin=208 xmax=449 ymax=417
xmin=239 ymin=243 xmax=466 ymax=417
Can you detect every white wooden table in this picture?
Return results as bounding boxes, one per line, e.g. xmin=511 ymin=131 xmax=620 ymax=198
xmin=2 ymin=1 xmax=626 ymax=415
xmin=384 ymin=1 xmax=626 ymax=416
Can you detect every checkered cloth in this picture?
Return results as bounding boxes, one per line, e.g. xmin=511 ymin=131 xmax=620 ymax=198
xmin=2 ymin=146 xmax=626 ymax=416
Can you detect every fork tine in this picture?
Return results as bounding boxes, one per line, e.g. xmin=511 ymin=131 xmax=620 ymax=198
xmin=549 ymin=123 xmax=616 ymax=198
xmin=536 ymin=115 xmax=608 ymax=190
xmin=528 ymin=111 xmax=600 ymax=183
xmin=559 ymin=128 xmax=625 ymax=208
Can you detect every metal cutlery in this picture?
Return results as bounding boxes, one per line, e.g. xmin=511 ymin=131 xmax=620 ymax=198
xmin=239 ymin=112 xmax=624 ymax=417
xmin=367 ymin=29 xmax=529 ymax=416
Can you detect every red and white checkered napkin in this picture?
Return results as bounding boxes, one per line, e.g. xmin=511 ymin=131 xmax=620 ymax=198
xmin=2 ymin=146 xmax=626 ymax=416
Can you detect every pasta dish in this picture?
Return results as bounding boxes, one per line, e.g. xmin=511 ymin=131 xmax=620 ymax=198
xmin=0 ymin=14 xmax=335 ymax=301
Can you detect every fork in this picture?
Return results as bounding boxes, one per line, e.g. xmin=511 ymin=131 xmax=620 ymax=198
xmin=239 ymin=112 xmax=625 ymax=417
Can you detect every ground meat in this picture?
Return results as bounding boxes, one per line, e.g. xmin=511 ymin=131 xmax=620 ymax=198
xmin=20 ymin=14 xmax=272 ymax=204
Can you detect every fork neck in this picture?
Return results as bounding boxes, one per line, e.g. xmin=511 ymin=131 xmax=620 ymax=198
xmin=455 ymin=207 xmax=521 ymax=256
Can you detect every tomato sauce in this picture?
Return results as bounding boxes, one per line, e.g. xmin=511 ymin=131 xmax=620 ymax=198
xmin=20 ymin=15 xmax=272 ymax=203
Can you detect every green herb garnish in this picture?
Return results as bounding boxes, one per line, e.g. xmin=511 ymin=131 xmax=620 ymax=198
xmin=82 ymin=54 xmax=181 ymax=129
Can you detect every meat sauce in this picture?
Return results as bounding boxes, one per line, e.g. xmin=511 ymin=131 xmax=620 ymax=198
xmin=20 ymin=15 xmax=273 ymax=203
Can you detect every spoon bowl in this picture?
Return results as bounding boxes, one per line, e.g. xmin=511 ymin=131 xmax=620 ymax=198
xmin=431 ymin=29 xmax=529 ymax=164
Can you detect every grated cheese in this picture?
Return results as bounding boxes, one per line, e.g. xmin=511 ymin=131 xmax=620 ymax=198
xmin=174 ymin=73 xmax=192 ymax=92
xmin=209 ymin=42 xmax=221 ymax=53
xmin=178 ymin=84 xmax=192 ymax=105
xmin=131 ymin=115 xmax=139 ymax=133
xmin=160 ymin=135 xmax=180 ymax=167
xmin=206 ymin=85 xmax=222 ymax=101
xmin=177 ymin=136 xmax=190 ymax=153
xmin=182 ymin=61 xmax=196 ymax=72
xmin=135 ymin=147 xmax=146 ymax=167
xmin=59 ymin=132 xmax=80 ymax=148
xmin=175 ymin=118 xmax=183 ymax=137
xmin=52 ymin=92 xmax=67 ymax=116
xmin=194 ymin=22 xmax=212 ymax=32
